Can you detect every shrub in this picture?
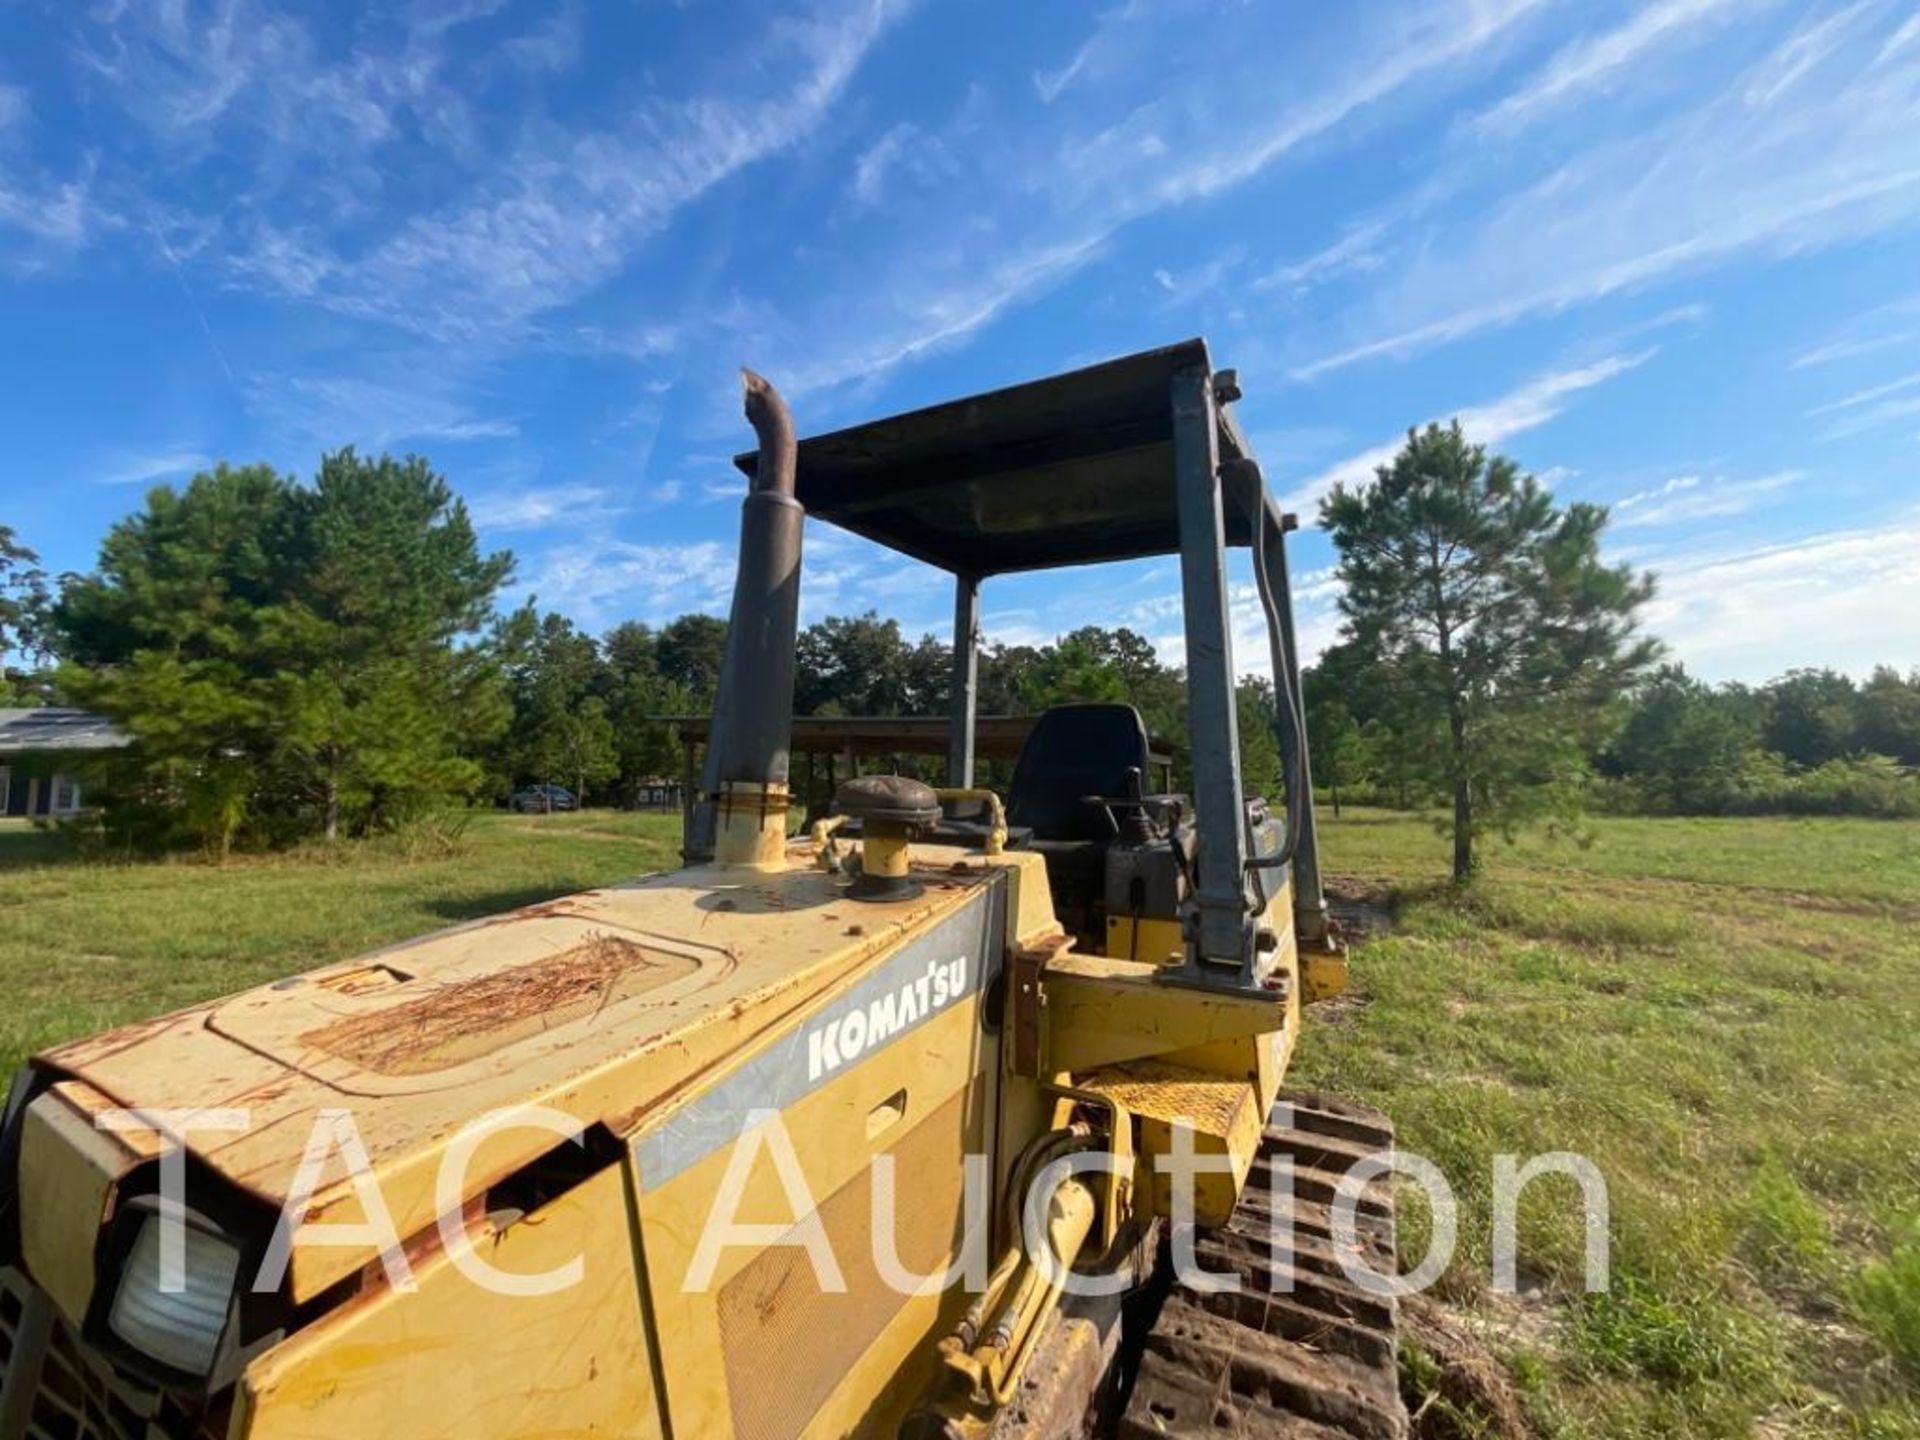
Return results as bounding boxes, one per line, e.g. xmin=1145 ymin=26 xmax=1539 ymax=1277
xmin=1787 ymin=754 xmax=1920 ymax=818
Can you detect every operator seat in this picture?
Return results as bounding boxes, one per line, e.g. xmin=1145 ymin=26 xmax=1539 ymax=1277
xmin=1006 ymin=704 xmax=1153 ymax=840
xmin=1006 ymin=704 xmax=1156 ymax=948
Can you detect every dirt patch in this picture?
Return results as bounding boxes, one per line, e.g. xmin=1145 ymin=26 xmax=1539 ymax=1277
xmin=1787 ymin=1310 xmax=1909 ymax=1413
xmin=1309 ymin=988 xmax=1375 ymax=1028
xmin=1326 ymin=872 xmax=1397 ymax=941
xmin=1401 ymin=1294 xmax=1541 ymax=1439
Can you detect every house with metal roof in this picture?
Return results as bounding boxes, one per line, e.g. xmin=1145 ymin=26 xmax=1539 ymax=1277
xmin=0 ymin=708 xmax=131 ymax=818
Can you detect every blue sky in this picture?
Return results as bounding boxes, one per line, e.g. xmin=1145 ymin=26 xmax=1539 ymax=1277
xmin=2 ymin=0 xmax=1918 ymax=683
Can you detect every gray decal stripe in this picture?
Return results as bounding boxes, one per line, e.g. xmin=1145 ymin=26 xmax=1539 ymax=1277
xmin=634 ymin=886 xmax=1002 ymax=1187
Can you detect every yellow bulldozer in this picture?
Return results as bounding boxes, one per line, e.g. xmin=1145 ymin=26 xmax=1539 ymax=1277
xmin=0 ymin=340 xmax=1406 ymax=1439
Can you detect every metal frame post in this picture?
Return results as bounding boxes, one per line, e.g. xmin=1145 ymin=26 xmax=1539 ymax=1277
xmin=1169 ymin=361 xmax=1253 ymax=980
xmin=678 ymin=732 xmax=698 ymax=858
xmin=950 ymin=573 xmax=980 ymax=788
xmin=1265 ymin=504 xmax=1330 ymax=946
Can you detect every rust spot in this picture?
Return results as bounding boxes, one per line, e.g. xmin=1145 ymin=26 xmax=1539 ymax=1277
xmin=301 ymin=936 xmax=699 ymax=1076
xmin=502 ymin=898 xmax=583 ymax=924
xmin=844 ymin=924 xmax=866 ymax=938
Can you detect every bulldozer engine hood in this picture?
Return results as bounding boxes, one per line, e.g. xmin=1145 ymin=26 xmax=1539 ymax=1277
xmin=10 ymin=849 xmax=1030 ymax=1307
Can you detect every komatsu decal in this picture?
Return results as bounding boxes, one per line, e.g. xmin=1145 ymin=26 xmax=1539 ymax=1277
xmin=806 ymin=954 xmax=968 ymax=1082
xmin=633 ymin=882 xmax=1003 ymax=1187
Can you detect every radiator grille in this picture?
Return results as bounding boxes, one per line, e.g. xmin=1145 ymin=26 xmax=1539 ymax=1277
xmin=716 ymin=1084 xmax=978 ymax=1440
xmin=0 ymin=1269 xmax=224 ymax=1440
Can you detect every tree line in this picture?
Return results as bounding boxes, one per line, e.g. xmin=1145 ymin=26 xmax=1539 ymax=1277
xmin=1304 ymin=423 xmax=1920 ymax=876
xmin=1309 ymin=651 xmax=1920 ymax=819
xmin=0 ymin=455 xmax=1280 ymax=856
xmin=2 ymin=428 xmax=1912 ymax=873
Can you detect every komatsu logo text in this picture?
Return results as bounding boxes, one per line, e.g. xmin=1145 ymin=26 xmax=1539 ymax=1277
xmin=807 ymin=954 xmax=969 ymax=1080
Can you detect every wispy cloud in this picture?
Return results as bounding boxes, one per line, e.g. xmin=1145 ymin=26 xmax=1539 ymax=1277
xmin=469 ymin=483 xmax=624 ymax=532
xmin=1742 ymin=0 xmax=1879 ymax=108
xmin=1031 ymin=0 xmax=1150 ymax=104
xmin=850 ymin=122 xmax=925 ymax=209
xmin=1085 ymin=0 xmax=1549 ymax=213
xmin=777 ymin=232 xmax=1111 ymax=396
xmin=224 ymin=0 xmax=911 ymax=344
xmin=1643 ymin=514 xmax=1920 ymax=679
xmin=1151 ymin=246 xmax=1244 ymax=308
xmin=1612 ymin=470 xmax=1803 ymax=527
xmin=517 ymin=539 xmax=732 ymax=629
xmin=1880 ymin=10 xmax=1920 ymax=66
xmin=1792 ymin=327 xmax=1920 ymax=369
xmin=1807 ymin=368 xmax=1920 ymax=416
xmin=1281 ymin=350 xmax=1654 ymax=514
xmin=499 ymin=4 xmax=583 ymax=76
xmin=1791 ymin=293 xmax=1920 ymax=368
xmin=1819 ymin=392 xmax=1920 ymax=440
xmin=93 ymin=450 xmax=211 ymax=487
xmin=1032 ymin=43 xmax=1093 ymax=105
xmin=81 ymin=0 xmax=457 ymax=152
xmin=762 ymin=0 xmax=1548 ymax=404
xmin=1476 ymin=0 xmax=1747 ymax=131
xmin=0 ymin=174 xmax=94 ymax=250
xmin=245 ymin=373 xmax=516 ymax=456
xmin=1255 ymin=222 xmax=1387 ymax=294
xmin=1294 ymin=7 xmax=1920 ymax=378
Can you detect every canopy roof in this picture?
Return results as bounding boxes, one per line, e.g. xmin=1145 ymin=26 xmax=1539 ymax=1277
xmin=733 ymin=338 xmax=1258 ymax=576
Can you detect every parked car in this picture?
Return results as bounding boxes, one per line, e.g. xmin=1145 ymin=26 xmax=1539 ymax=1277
xmin=509 ymin=784 xmax=577 ymax=813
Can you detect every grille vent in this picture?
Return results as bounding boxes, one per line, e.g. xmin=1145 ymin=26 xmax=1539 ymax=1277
xmin=715 ymin=1084 xmax=978 ymax=1440
xmin=0 ymin=1269 xmax=224 ymax=1440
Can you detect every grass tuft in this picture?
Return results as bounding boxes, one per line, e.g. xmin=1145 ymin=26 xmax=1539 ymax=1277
xmin=1573 ymin=1276 xmax=1776 ymax=1393
xmin=1741 ymin=1153 xmax=1834 ymax=1286
xmin=1852 ymin=1224 xmax=1920 ymax=1386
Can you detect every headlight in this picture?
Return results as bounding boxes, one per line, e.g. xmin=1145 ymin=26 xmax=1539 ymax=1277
xmin=107 ymin=1209 xmax=241 ymax=1377
xmin=0 ymin=1064 xmax=45 ymax=1266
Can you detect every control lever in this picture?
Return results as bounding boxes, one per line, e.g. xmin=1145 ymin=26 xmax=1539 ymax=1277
xmin=1079 ymin=767 xmax=1158 ymax=843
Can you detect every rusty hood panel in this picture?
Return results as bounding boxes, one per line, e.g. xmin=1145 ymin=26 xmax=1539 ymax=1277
xmin=31 ymin=851 xmax=1025 ymax=1301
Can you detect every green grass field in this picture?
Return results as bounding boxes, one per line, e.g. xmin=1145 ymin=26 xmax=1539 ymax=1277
xmin=1 ymin=807 xmax=1915 ymax=1436
xmin=1296 ymin=810 xmax=1920 ymax=1438
xmin=0 ymin=809 xmax=684 ymax=1083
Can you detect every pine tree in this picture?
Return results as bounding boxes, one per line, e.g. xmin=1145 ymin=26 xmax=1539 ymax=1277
xmin=58 ymin=466 xmax=300 ymax=855
xmin=500 ymin=608 xmax=617 ymax=802
xmin=55 ymin=454 xmax=512 ymax=852
xmin=0 ymin=525 xmax=51 ymax=701
xmin=1322 ymin=422 xmax=1657 ymax=881
xmin=279 ymin=450 xmax=513 ymax=837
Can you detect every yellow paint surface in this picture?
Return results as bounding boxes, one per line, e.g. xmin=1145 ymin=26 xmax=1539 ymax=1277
xmin=241 ymin=1163 xmax=661 ymax=1439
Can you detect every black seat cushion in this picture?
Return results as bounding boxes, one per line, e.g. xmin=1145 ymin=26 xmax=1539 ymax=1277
xmin=1006 ymin=704 xmax=1152 ymax=842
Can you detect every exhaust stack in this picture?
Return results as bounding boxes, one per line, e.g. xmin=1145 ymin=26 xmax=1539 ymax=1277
xmin=689 ymin=368 xmax=804 ymax=868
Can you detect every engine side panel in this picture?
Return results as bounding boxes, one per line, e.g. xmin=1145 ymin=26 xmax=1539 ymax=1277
xmin=633 ymin=888 xmax=1006 ymax=1440
xmin=237 ymin=1161 xmax=663 ymax=1440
